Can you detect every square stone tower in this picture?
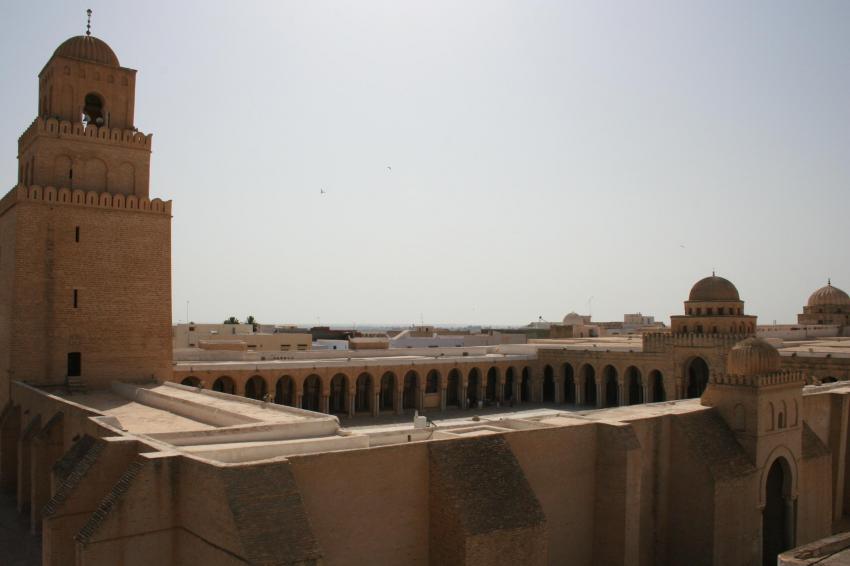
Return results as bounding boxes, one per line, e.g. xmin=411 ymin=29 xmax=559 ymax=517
xmin=0 ymin=29 xmax=171 ymax=405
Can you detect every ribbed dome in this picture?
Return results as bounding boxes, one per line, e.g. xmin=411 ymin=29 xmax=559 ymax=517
xmin=807 ymin=282 xmax=850 ymax=307
xmin=689 ymin=275 xmax=740 ymax=302
xmin=53 ymin=35 xmax=119 ymax=67
xmin=726 ymin=338 xmax=781 ymax=376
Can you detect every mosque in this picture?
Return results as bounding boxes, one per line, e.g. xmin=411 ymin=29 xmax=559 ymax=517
xmin=2 ymin=23 xmax=850 ymax=566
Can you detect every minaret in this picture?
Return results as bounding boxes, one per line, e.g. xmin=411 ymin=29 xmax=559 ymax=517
xmin=19 ymin=10 xmax=150 ymax=196
xmin=0 ymin=15 xmax=172 ymax=403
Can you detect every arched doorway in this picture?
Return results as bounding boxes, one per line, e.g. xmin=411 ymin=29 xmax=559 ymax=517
xmin=604 ymin=366 xmax=618 ymax=407
xmin=447 ymin=369 xmax=462 ymax=407
xmin=650 ymin=370 xmax=665 ymax=402
xmin=213 ymin=376 xmax=235 ymax=395
xmin=380 ymin=372 xmax=396 ymax=412
xmin=504 ymin=367 xmax=515 ymax=402
xmin=329 ymin=374 xmax=348 ymax=414
xmin=402 ymin=371 xmax=418 ymax=410
xmin=626 ymin=367 xmax=642 ymax=405
xmin=245 ymin=375 xmax=267 ymax=400
xmin=563 ymin=364 xmax=575 ymax=404
xmin=425 ymin=370 xmax=440 ymax=394
xmin=467 ymin=368 xmax=481 ymax=408
xmin=355 ymin=373 xmax=372 ymax=413
xmin=582 ymin=365 xmax=596 ymax=406
xmin=180 ymin=376 xmax=200 ymax=387
xmin=543 ymin=365 xmax=555 ymax=402
xmin=275 ymin=376 xmax=295 ymax=405
xmin=520 ymin=367 xmax=531 ymax=402
xmin=485 ymin=367 xmax=498 ymax=403
xmin=302 ymin=375 xmax=322 ymax=412
xmin=762 ymin=458 xmax=793 ymax=565
xmin=686 ymin=357 xmax=710 ymax=398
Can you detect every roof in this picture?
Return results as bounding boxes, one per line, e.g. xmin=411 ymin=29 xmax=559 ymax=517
xmin=52 ymin=35 xmax=119 ymax=67
xmin=688 ymin=275 xmax=741 ymax=302
xmin=808 ymin=282 xmax=850 ymax=307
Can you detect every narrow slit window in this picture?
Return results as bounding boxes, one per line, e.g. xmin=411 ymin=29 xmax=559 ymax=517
xmin=75 ymin=226 xmax=80 ymax=242
xmin=73 ymin=289 xmax=78 ymax=308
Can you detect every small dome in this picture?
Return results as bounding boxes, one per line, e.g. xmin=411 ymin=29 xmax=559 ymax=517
xmin=563 ymin=312 xmax=584 ymax=324
xmin=807 ymin=282 xmax=850 ymax=307
xmin=726 ymin=338 xmax=781 ymax=376
xmin=53 ymin=35 xmax=119 ymax=67
xmin=689 ymin=275 xmax=740 ymax=302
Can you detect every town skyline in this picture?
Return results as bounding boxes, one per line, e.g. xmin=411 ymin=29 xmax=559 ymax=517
xmin=1 ymin=1 xmax=848 ymax=326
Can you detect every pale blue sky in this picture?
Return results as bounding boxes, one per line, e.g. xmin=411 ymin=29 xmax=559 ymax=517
xmin=2 ymin=1 xmax=848 ymax=327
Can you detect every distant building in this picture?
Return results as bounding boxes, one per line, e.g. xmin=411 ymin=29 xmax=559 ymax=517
xmin=797 ymin=280 xmax=850 ymax=332
xmin=549 ymin=312 xmax=604 ymax=338
xmin=389 ymin=326 xmax=526 ymax=348
xmin=173 ymin=323 xmax=311 ymax=352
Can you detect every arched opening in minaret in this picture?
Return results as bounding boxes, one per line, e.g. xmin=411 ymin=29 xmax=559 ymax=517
xmin=686 ymin=357 xmax=710 ymax=398
xmin=762 ymin=457 xmax=793 ymax=565
xmin=180 ymin=376 xmax=200 ymax=387
xmin=543 ymin=365 xmax=555 ymax=402
xmin=83 ymin=92 xmax=105 ymax=126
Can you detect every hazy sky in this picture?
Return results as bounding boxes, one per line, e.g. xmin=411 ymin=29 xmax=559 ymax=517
xmin=2 ymin=1 xmax=848 ymax=327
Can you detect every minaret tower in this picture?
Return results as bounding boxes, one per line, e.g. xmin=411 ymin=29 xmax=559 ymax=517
xmin=0 ymin=14 xmax=172 ymax=404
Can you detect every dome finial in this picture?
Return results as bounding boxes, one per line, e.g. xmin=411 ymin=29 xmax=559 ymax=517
xmin=86 ymin=8 xmax=92 ymax=36
xmin=712 ymin=269 xmax=715 ymax=277
xmin=828 ymin=277 xmax=832 ymax=286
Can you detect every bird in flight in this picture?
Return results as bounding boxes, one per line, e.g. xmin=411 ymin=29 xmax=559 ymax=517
xmin=386 ymin=166 xmax=392 ymax=173
xmin=320 ymin=188 xmax=326 ymax=195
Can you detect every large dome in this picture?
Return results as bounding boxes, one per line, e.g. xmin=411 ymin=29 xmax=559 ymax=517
xmin=807 ymin=282 xmax=850 ymax=307
xmin=726 ymin=338 xmax=781 ymax=376
xmin=53 ymin=35 xmax=119 ymax=67
xmin=688 ymin=275 xmax=740 ymax=302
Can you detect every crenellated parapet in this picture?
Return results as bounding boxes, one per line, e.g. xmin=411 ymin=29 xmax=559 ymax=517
xmin=642 ymin=331 xmax=752 ymax=353
xmin=0 ymin=184 xmax=171 ymax=217
xmin=710 ymin=370 xmax=805 ymax=388
xmin=18 ymin=117 xmax=152 ymax=152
